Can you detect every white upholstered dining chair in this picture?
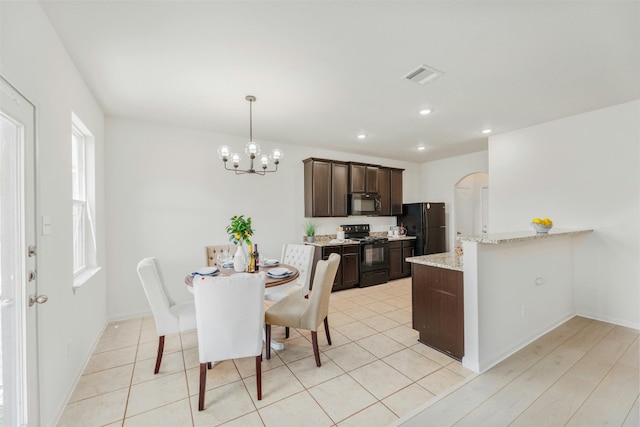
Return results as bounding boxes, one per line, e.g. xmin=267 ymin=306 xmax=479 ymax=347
xmin=265 ymin=243 xmax=315 ymax=301
xmin=265 ymin=253 xmax=340 ymax=367
xmin=192 ymin=272 xmax=266 ymax=411
xmin=136 ymin=257 xmax=197 ymax=374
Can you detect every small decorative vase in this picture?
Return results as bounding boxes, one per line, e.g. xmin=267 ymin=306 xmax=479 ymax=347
xmin=233 ymin=244 xmax=247 ymax=272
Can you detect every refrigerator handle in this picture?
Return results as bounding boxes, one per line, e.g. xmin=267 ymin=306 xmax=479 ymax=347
xmin=424 ymin=225 xmax=429 ymax=254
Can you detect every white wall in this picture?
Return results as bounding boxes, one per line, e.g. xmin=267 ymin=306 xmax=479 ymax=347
xmin=105 ymin=117 xmax=421 ymax=320
xmin=0 ymin=2 xmax=107 ymax=425
xmin=421 ymin=151 xmax=489 ymax=251
xmin=489 ymin=100 xmax=640 ymax=328
xmin=463 ymin=236 xmax=577 ymax=372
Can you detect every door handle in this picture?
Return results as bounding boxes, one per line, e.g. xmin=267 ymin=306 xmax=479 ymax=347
xmin=28 ymin=294 xmax=48 ymax=307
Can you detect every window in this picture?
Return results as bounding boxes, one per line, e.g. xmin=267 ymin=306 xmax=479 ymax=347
xmin=71 ymin=124 xmax=86 ymax=273
xmin=71 ymin=113 xmax=97 ymax=284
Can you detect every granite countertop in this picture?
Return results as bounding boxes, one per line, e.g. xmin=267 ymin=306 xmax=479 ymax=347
xmin=407 ymin=252 xmax=463 ymax=272
xmin=458 ymin=228 xmax=593 ymax=245
xmin=306 ymin=239 xmax=360 ymax=247
xmin=305 ymin=233 xmax=416 ymax=247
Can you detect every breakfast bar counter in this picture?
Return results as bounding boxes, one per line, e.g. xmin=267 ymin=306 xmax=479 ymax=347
xmin=459 ymin=227 xmax=593 ymax=373
xmin=458 ymin=228 xmax=593 ymax=245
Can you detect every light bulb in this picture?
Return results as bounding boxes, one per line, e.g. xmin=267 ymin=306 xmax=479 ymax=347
xmin=245 ymin=141 xmax=261 ymax=158
xmin=217 ymin=145 xmax=230 ymax=160
xmin=270 ymin=149 xmax=284 ymax=163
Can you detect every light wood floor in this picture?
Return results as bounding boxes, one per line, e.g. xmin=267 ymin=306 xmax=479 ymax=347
xmin=398 ymin=316 xmax=639 ymax=426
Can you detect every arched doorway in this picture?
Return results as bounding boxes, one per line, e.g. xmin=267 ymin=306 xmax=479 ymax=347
xmin=454 ymin=173 xmax=489 ymax=241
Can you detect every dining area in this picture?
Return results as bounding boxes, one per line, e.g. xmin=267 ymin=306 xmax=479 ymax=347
xmin=56 ymin=215 xmax=474 ymax=426
xmin=133 ymin=214 xmax=345 ymax=414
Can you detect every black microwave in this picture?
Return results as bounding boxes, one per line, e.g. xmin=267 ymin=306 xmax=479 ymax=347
xmin=348 ymin=193 xmax=381 ymax=216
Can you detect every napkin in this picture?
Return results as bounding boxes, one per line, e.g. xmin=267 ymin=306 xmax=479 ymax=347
xmin=190 ymin=267 xmax=219 ymax=276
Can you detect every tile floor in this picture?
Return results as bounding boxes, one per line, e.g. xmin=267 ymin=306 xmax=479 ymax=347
xmin=57 ymin=278 xmax=476 ymax=426
xmin=399 ymin=315 xmax=639 ymax=426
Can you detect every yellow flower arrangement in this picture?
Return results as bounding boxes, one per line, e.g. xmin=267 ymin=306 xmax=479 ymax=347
xmin=226 ymin=215 xmax=254 ymax=246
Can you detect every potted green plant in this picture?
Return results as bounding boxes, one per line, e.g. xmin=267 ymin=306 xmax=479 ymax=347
xmin=304 ymin=219 xmax=316 ymax=243
xmin=226 ymin=215 xmax=254 ymax=271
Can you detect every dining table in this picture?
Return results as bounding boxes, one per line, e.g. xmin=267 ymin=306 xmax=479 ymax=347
xmin=185 ymin=263 xmax=300 ymax=350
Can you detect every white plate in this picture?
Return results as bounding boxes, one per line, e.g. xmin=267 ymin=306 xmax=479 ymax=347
xmin=267 ymin=267 xmax=291 ymax=277
xmin=191 ymin=267 xmax=220 ymax=276
xmin=261 ymin=259 xmax=279 ymax=266
xmin=221 ymin=261 xmax=234 ymax=268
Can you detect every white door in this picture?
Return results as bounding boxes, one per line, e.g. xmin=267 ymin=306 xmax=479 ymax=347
xmin=454 ymin=186 xmax=473 ymax=237
xmin=0 ymin=77 xmax=41 ymax=425
xmin=481 ymin=186 xmax=489 ymax=234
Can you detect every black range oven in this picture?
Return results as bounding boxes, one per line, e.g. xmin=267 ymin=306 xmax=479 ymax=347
xmin=342 ymin=224 xmax=390 ymax=287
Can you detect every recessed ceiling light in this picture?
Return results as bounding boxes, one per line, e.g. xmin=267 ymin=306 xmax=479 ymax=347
xmin=481 ymin=128 xmax=493 ymax=134
xmin=357 ymin=133 xmax=367 ymax=139
xmin=419 ymin=109 xmax=432 ymax=116
xmin=417 ymin=146 xmax=427 ymax=151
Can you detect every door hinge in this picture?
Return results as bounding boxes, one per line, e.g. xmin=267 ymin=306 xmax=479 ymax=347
xmin=28 ymin=245 xmax=37 ymax=257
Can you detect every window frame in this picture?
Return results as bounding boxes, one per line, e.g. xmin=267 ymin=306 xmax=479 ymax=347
xmin=71 ymin=113 xmax=99 ymax=288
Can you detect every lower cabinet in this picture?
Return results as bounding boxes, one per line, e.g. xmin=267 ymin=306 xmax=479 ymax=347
xmin=389 ymin=239 xmax=414 ymax=280
xmin=311 ymin=244 xmax=360 ymax=291
xmin=412 ymin=264 xmax=464 ymax=360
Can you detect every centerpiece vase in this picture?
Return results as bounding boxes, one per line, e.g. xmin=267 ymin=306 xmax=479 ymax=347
xmin=233 ymin=244 xmax=247 ymax=272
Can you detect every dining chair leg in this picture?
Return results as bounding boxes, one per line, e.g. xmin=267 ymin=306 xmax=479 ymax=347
xmin=255 ymin=355 xmax=262 ymax=400
xmin=324 ymin=316 xmax=332 ymax=346
xmin=285 ymin=326 xmax=290 ymax=338
xmin=198 ymin=363 xmax=207 ymax=411
xmin=265 ymin=324 xmax=271 ymax=359
xmin=154 ymin=335 xmax=165 ymax=374
xmin=311 ymin=331 xmax=321 ymax=367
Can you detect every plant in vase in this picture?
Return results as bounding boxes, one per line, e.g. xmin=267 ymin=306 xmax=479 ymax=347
xmin=226 ymin=215 xmax=254 ymax=271
xmin=304 ymin=219 xmax=316 ymax=243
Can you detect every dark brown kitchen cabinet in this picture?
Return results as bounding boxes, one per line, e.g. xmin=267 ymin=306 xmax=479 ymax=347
xmin=303 ymin=158 xmax=348 ymax=217
xmin=377 ymin=168 xmax=391 ymax=216
xmin=311 ymin=244 xmax=360 ymax=291
xmin=378 ymin=167 xmax=404 ymax=216
xmin=340 ymin=245 xmax=360 ymax=289
xmin=350 ymin=163 xmax=378 ymax=193
xmin=331 ymin=162 xmax=349 ymax=217
xmin=412 ymin=264 xmax=464 ymax=360
xmin=389 ymin=239 xmax=414 ymax=279
xmin=390 ymin=168 xmax=403 ymax=215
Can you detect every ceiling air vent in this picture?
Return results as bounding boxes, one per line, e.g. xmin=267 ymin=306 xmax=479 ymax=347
xmin=402 ymin=64 xmax=443 ymax=85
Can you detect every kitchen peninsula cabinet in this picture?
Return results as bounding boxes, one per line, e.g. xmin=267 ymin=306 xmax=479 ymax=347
xmin=389 ymin=238 xmax=414 ymax=279
xmin=311 ymin=244 xmax=359 ymax=291
xmin=303 ymin=158 xmax=348 ymax=217
xmin=411 ymin=262 xmax=464 ymax=360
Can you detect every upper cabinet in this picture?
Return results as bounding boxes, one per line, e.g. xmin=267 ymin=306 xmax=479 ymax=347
xmin=303 ymin=158 xmax=403 ymax=217
xmin=390 ymin=168 xmax=403 ymax=215
xmin=304 ymin=158 xmax=348 ymax=217
xmin=350 ymin=163 xmax=379 ymax=193
xmin=378 ymin=167 xmax=404 ymax=216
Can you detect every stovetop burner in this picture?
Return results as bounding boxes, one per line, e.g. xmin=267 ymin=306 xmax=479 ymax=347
xmin=341 ymin=224 xmax=388 ymax=244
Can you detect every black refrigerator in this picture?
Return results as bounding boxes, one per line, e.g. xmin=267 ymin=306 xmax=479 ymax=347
xmin=399 ymin=202 xmax=446 ymax=255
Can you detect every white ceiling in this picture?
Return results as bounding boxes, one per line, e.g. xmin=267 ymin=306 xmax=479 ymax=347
xmin=41 ymin=1 xmax=639 ymax=162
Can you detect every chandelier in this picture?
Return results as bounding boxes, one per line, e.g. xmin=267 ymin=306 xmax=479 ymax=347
xmin=217 ymin=95 xmax=283 ymax=175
